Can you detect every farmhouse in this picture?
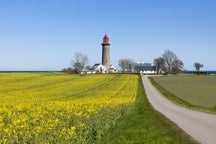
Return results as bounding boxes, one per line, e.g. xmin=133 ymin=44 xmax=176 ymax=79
xmin=132 ymin=63 xmax=156 ymax=74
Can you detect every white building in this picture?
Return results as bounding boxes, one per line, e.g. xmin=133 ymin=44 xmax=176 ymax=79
xmin=132 ymin=63 xmax=157 ymax=74
xmin=83 ymin=35 xmax=118 ymax=74
xmin=93 ymin=64 xmax=118 ymax=73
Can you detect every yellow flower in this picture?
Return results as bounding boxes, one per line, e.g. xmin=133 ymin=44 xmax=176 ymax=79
xmin=0 ymin=73 xmax=138 ymax=143
xmin=59 ymin=128 xmax=67 ymax=137
xmin=79 ymin=122 xmax=85 ymax=127
xmin=3 ymin=127 xmax=10 ymax=134
xmin=68 ymin=126 xmax=76 ymax=136
xmin=35 ymin=126 xmax=43 ymax=133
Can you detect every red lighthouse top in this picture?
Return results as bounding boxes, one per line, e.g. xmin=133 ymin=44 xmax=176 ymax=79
xmin=103 ymin=35 xmax=109 ymax=43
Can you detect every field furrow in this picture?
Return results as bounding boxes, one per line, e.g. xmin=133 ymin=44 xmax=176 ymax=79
xmin=0 ymin=73 xmax=138 ymax=143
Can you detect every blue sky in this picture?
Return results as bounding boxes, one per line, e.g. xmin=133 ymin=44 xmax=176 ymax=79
xmin=0 ymin=0 xmax=215 ymax=71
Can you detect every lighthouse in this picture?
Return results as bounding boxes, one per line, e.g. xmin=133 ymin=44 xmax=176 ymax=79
xmin=101 ymin=35 xmax=110 ymax=67
xmin=93 ymin=35 xmax=117 ymax=73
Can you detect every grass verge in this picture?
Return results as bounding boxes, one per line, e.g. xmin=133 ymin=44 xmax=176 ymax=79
xmin=105 ymin=76 xmax=197 ymax=144
xmin=149 ymin=76 xmax=216 ymax=114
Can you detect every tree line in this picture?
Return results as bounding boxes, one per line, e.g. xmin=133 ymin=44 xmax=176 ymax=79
xmin=63 ymin=50 xmax=204 ymax=74
xmin=118 ymin=50 xmax=184 ymax=74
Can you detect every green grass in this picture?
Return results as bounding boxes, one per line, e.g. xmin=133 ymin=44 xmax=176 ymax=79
xmin=150 ymin=75 xmax=216 ymax=113
xmin=105 ymin=77 xmax=197 ymax=144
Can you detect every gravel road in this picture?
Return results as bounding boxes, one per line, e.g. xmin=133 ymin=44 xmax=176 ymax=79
xmin=142 ymin=75 xmax=216 ymax=144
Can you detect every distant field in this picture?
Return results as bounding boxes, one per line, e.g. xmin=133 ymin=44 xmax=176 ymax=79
xmin=152 ymin=75 xmax=216 ymax=109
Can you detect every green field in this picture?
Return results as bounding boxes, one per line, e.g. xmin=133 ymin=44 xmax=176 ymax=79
xmin=105 ymin=77 xmax=197 ymax=144
xmin=151 ymin=75 xmax=216 ymax=112
xmin=0 ymin=73 xmax=197 ymax=143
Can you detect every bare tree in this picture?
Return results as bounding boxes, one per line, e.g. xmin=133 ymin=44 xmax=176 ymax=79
xmin=172 ymin=60 xmax=184 ymax=74
xmin=72 ymin=52 xmax=89 ymax=73
xmin=161 ymin=50 xmax=183 ymax=74
xmin=118 ymin=58 xmax=134 ymax=72
xmin=194 ymin=63 xmax=204 ymax=72
xmin=154 ymin=57 xmax=165 ymax=74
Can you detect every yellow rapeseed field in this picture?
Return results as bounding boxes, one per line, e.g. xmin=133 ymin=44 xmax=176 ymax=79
xmin=0 ymin=73 xmax=138 ymax=143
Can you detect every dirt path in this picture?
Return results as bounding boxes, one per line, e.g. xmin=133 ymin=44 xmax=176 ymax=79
xmin=142 ymin=75 xmax=216 ymax=144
